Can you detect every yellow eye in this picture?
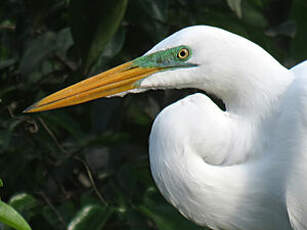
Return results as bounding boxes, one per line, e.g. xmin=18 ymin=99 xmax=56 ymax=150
xmin=177 ymin=48 xmax=189 ymax=59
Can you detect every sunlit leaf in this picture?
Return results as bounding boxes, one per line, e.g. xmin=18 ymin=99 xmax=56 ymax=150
xmin=6 ymin=193 xmax=39 ymax=225
xmin=67 ymin=204 xmax=113 ymax=230
xmin=8 ymin=193 xmax=38 ymax=213
xmin=226 ymin=0 xmax=242 ymax=18
xmin=0 ymin=200 xmax=31 ymax=230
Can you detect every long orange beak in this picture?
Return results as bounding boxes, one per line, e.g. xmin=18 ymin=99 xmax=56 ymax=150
xmin=24 ymin=62 xmax=161 ymax=113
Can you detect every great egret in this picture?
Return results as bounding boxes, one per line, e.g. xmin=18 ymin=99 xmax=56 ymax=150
xmin=24 ymin=25 xmax=307 ymax=230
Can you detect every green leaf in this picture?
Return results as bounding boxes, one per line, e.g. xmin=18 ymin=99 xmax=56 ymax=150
xmin=0 ymin=179 xmax=3 ymax=188
xmin=6 ymin=193 xmax=39 ymax=225
xmin=226 ymin=0 xmax=242 ymax=18
xmin=67 ymin=204 xmax=113 ymax=230
xmin=19 ymin=32 xmax=57 ymax=75
xmin=241 ymin=0 xmax=267 ymax=28
xmin=69 ymin=0 xmax=128 ymax=74
xmin=265 ymin=20 xmax=296 ymax=38
xmin=91 ymin=27 xmax=126 ymax=72
xmin=99 ymin=28 xmax=125 ymax=60
xmin=8 ymin=193 xmax=39 ymax=215
xmin=0 ymin=200 xmax=31 ymax=230
xmin=55 ymin=28 xmax=74 ymax=57
xmin=0 ymin=59 xmax=16 ymax=70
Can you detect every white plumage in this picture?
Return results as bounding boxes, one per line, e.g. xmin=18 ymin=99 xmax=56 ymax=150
xmin=26 ymin=25 xmax=307 ymax=230
xmin=142 ymin=26 xmax=307 ymax=230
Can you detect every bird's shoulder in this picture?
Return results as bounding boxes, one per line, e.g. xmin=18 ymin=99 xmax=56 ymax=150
xmin=274 ymin=61 xmax=307 ymax=135
xmin=160 ymin=93 xmax=222 ymax=116
xmin=154 ymin=93 xmax=223 ymax=128
xmin=281 ymin=60 xmax=307 ymax=230
xmin=151 ymin=93 xmax=225 ymax=142
xmin=291 ymin=60 xmax=307 ymax=77
xmin=290 ymin=60 xmax=307 ymax=92
xmin=288 ymin=60 xmax=307 ymax=114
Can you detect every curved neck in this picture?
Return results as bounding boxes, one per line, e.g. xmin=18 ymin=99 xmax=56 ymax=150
xmin=150 ymin=116 xmax=291 ymax=229
xmin=149 ymin=100 xmax=292 ymax=229
xmin=197 ymin=38 xmax=295 ymax=119
xmin=149 ymin=91 xmax=293 ymax=229
xmin=225 ymin=67 xmax=293 ymax=119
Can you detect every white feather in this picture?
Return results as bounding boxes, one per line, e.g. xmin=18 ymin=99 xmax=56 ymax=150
xmin=135 ymin=26 xmax=307 ymax=230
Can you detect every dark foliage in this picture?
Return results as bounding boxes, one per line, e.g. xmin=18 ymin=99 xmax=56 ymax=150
xmin=0 ymin=0 xmax=306 ymax=229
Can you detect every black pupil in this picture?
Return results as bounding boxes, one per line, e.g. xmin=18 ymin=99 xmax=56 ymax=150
xmin=180 ymin=50 xmax=186 ymax=57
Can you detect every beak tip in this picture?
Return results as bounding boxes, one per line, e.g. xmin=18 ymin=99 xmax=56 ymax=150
xmin=23 ymin=103 xmax=37 ymax=113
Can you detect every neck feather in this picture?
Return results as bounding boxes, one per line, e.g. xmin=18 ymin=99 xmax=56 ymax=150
xmin=226 ymin=68 xmax=293 ymax=119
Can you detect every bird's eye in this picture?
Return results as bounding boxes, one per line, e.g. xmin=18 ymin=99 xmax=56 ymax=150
xmin=177 ymin=48 xmax=189 ymax=60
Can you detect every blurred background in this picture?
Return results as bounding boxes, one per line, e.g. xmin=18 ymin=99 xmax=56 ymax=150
xmin=0 ymin=0 xmax=306 ymax=229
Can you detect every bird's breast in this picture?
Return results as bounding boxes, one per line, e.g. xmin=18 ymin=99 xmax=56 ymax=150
xmin=147 ymin=94 xmax=294 ymax=230
xmin=148 ymin=94 xmax=213 ymax=224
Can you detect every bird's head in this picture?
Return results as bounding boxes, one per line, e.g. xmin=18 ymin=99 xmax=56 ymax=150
xmin=24 ymin=25 xmax=291 ymax=114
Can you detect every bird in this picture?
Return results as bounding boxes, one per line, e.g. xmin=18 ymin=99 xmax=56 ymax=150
xmin=24 ymin=25 xmax=307 ymax=230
